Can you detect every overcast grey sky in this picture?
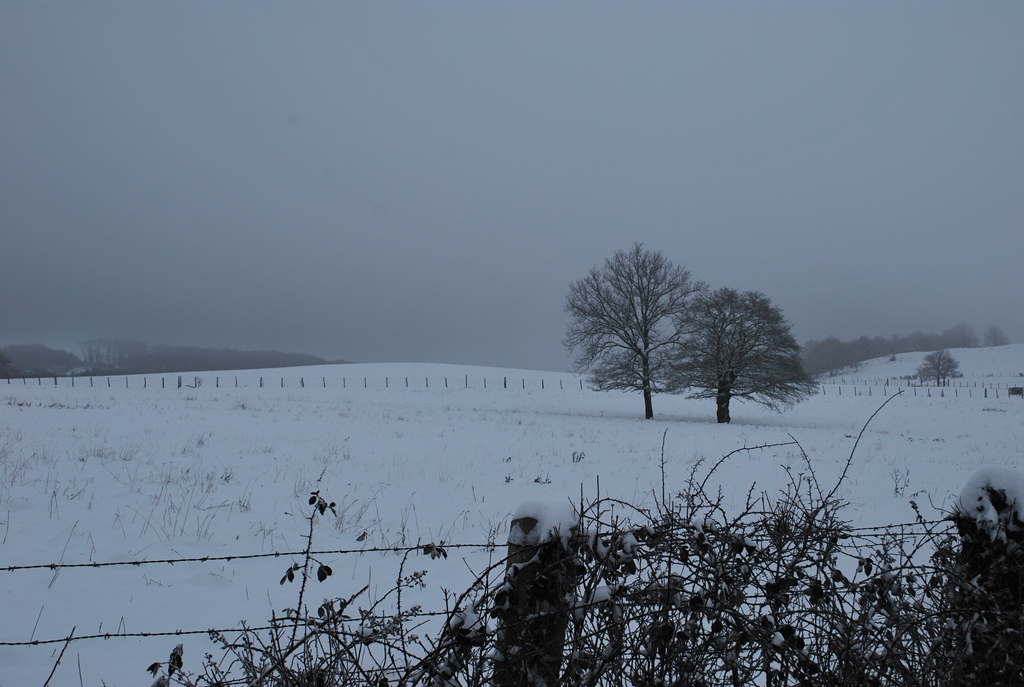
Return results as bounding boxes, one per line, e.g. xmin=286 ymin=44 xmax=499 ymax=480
xmin=2 ymin=2 xmax=1021 ymax=371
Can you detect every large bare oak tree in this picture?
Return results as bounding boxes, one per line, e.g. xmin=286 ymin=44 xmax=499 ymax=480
xmin=673 ymin=288 xmax=815 ymax=423
xmin=565 ymin=244 xmax=700 ymax=419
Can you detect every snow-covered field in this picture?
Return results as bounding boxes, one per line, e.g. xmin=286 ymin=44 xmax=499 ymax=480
xmin=2 ymin=351 xmax=1022 ymax=686
xmin=820 ymin=345 xmax=1024 ymax=385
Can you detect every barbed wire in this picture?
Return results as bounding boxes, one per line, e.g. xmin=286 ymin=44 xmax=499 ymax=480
xmin=0 ymin=607 xmax=460 ymax=647
xmin=1 ymin=517 xmax=950 ymax=574
xmin=1 ymin=541 xmax=497 ymax=573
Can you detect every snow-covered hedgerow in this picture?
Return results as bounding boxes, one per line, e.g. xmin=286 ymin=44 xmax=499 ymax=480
xmin=157 ymin=453 xmax=1023 ymax=687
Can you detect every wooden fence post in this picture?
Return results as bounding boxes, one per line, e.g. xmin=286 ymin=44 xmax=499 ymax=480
xmin=494 ymin=512 xmax=578 ymax=686
xmin=952 ymin=472 xmax=1024 ymax=683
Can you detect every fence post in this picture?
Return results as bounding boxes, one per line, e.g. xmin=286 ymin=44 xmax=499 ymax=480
xmin=952 ymin=472 xmax=1024 ymax=683
xmin=494 ymin=512 xmax=577 ymax=686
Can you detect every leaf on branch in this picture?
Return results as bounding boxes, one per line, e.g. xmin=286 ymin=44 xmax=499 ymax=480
xmin=169 ymin=644 xmax=183 ymax=677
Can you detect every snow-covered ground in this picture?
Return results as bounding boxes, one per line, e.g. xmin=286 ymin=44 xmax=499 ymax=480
xmin=2 ymin=357 xmax=1022 ymax=686
xmin=819 ymin=343 xmax=1024 ymax=385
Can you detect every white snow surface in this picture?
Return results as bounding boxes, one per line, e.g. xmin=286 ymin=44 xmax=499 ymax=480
xmin=1 ymin=355 xmax=1023 ymax=685
xmin=819 ymin=343 xmax=1024 ymax=382
xmin=957 ymin=466 xmax=1024 ymax=529
xmin=509 ymin=499 xmax=578 ymax=547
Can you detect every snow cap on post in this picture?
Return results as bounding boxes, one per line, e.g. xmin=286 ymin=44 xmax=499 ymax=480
xmin=508 ymin=499 xmax=578 ymax=548
xmin=957 ymin=466 xmax=1024 ymax=533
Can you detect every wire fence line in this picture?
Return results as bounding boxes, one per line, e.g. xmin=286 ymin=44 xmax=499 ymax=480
xmin=1 ymin=520 xmax=949 ymax=650
xmin=4 ymin=373 xmax=586 ymax=392
xmin=7 ymin=374 xmax=1023 ymax=400
xmin=820 ymin=374 xmax=1023 ymax=388
xmin=818 ymin=383 xmax=1021 ymax=399
xmin=0 ymin=542 xmax=496 ymax=574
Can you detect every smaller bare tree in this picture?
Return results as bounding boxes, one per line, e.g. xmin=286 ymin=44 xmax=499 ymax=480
xmin=672 ymin=288 xmax=815 ymax=423
xmin=917 ymin=349 xmax=960 ymax=386
xmin=982 ymin=325 xmax=1009 ymax=347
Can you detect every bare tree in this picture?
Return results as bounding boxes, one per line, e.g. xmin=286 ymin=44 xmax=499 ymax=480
xmin=565 ymin=243 xmax=701 ymax=419
xmin=0 ymin=351 xmax=13 ymax=377
xmin=983 ymin=325 xmax=1009 ymax=347
xmin=942 ymin=323 xmax=978 ymax=349
xmin=917 ymin=349 xmax=960 ymax=386
xmin=673 ymin=288 xmax=815 ymax=423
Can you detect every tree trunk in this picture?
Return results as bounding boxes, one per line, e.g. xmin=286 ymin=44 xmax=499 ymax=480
xmin=716 ymin=375 xmax=733 ymax=423
xmin=642 ymin=355 xmax=654 ymax=419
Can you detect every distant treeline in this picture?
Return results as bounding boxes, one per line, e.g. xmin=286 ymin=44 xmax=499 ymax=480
xmin=802 ymin=323 xmax=1006 ymax=376
xmin=0 ymin=340 xmax=348 ymax=377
